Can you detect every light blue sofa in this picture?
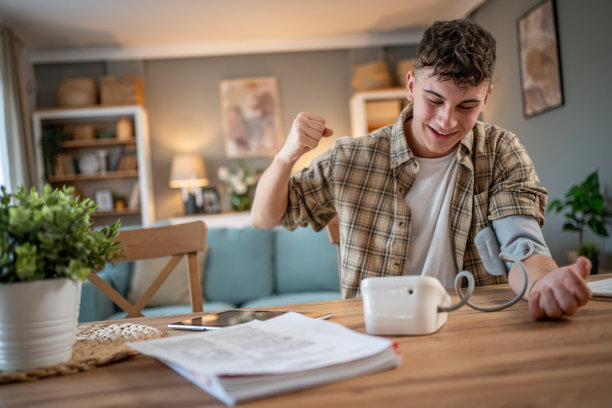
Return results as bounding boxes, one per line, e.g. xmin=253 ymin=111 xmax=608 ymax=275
xmin=78 ymin=225 xmax=341 ymax=322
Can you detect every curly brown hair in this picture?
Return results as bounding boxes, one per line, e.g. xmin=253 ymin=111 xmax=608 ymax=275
xmin=415 ymin=19 xmax=496 ymax=88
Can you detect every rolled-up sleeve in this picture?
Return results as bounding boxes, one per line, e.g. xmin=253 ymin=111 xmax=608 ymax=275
xmin=488 ymin=132 xmax=548 ymax=226
xmin=281 ymin=147 xmax=337 ymax=232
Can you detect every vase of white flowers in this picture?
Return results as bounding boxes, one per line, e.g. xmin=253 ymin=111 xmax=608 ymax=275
xmin=217 ymin=161 xmax=262 ymax=212
xmin=230 ymin=193 xmax=251 ymax=212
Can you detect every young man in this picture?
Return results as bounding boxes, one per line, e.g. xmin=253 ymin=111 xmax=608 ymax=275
xmin=251 ymin=20 xmax=591 ymax=319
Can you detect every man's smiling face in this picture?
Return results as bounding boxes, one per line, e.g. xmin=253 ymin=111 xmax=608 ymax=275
xmin=405 ymin=68 xmax=492 ymax=158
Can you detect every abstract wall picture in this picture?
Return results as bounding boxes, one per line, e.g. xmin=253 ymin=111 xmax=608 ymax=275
xmin=517 ymin=0 xmax=564 ymax=117
xmin=220 ymin=77 xmax=283 ymax=158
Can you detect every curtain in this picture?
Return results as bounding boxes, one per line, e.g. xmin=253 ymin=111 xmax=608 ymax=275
xmin=0 ymin=25 xmax=36 ymax=191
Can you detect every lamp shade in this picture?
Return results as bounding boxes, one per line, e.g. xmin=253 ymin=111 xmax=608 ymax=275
xmin=169 ymin=154 xmax=209 ymax=188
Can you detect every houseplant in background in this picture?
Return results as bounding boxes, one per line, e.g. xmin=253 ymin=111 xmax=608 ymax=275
xmin=547 ymin=170 xmax=610 ymax=274
xmin=217 ymin=161 xmax=262 ymax=212
xmin=0 ymin=185 xmax=121 ymax=371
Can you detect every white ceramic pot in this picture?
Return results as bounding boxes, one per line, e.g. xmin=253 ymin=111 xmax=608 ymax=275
xmin=0 ymin=278 xmax=81 ymax=371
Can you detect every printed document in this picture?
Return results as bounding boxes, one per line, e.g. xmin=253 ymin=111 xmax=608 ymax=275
xmin=129 ymin=312 xmax=400 ymax=405
xmin=587 ymin=277 xmax=612 ymax=300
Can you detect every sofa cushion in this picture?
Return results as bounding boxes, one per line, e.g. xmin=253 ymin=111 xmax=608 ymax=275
xmin=126 ymin=247 xmax=208 ymax=307
xmin=241 ymin=291 xmax=342 ymax=308
xmin=104 ymin=261 xmax=134 ymax=297
xmin=79 ymin=279 xmax=115 ymax=323
xmin=78 ymin=261 xmax=134 ymax=322
xmin=204 ymin=227 xmax=275 ymax=305
xmin=274 ymin=227 xmax=340 ymax=293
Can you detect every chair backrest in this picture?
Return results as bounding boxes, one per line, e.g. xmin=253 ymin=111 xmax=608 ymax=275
xmin=87 ymin=221 xmax=207 ymax=319
xmin=325 ymin=215 xmax=341 ymax=280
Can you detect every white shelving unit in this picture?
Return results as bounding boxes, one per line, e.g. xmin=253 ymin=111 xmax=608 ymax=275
xmin=349 ymin=88 xmax=407 ymax=137
xmin=32 ymin=105 xmax=155 ymax=227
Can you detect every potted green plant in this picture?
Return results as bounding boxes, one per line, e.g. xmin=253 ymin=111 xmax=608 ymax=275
xmin=547 ymin=170 xmax=610 ymax=274
xmin=0 ymin=185 xmax=121 ymax=371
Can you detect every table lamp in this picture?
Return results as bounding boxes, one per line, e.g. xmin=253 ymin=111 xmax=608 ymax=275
xmin=169 ymin=154 xmax=209 ymax=214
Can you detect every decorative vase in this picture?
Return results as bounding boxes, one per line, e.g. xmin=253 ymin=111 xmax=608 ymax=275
xmin=566 ymin=249 xmax=578 ymax=265
xmin=231 ymin=192 xmax=252 ymax=212
xmin=591 ymin=257 xmax=600 ymax=275
xmin=0 ymin=278 xmax=82 ymax=371
xmin=566 ymin=249 xmax=599 ymax=274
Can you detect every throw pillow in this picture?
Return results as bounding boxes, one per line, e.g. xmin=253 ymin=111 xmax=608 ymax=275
xmin=204 ymin=227 xmax=275 ymax=305
xmin=127 ymin=247 xmax=208 ymax=307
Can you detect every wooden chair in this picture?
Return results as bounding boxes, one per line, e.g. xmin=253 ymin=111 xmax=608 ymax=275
xmin=325 ymin=215 xmax=341 ymax=280
xmin=87 ymin=221 xmax=207 ymax=318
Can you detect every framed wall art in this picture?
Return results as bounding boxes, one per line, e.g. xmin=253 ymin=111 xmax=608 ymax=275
xmin=517 ymin=0 xmax=564 ymax=117
xmin=219 ymin=77 xmax=283 ymax=158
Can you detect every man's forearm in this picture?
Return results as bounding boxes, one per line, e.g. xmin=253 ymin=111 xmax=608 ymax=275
xmin=508 ymin=254 xmax=558 ymax=300
xmin=251 ymin=112 xmax=333 ymax=229
xmin=250 ymin=156 xmax=294 ymax=229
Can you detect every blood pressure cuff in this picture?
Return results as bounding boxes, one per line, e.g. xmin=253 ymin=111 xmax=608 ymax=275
xmin=475 ymin=215 xmax=551 ymax=277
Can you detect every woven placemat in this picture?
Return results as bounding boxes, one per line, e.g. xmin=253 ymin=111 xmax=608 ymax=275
xmin=0 ymin=322 xmax=164 ymax=384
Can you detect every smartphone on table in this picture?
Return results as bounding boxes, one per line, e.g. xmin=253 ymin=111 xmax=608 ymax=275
xmin=168 ymin=309 xmax=332 ymax=331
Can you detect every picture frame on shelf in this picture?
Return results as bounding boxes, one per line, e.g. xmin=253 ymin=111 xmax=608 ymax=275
xmin=517 ymin=0 xmax=564 ymax=118
xmin=94 ymin=188 xmax=114 ymax=212
xmin=201 ymin=187 xmax=222 ymax=214
xmin=128 ymin=181 xmax=140 ymax=209
xmin=219 ymin=76 xmax=283 ymax=158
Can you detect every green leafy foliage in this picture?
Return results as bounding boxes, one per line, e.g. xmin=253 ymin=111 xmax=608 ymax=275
xmin=0 ymin=185 xmax=122 ymax=283
xmin=578 ymin=242 xmax=600 ymax=259
xmin=547 ymin=171 xmax=610 ymax=247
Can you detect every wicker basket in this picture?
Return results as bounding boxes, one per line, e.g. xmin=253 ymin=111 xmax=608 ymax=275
xmin=352 ymin=61 xmax=392 ymax=91
xmin=396 ymin=58 xmax=416 ymax=87
xmin=100 ymin=76 xmax=144 ymax=105
xmin=56 ymin=78 xmax=98 ymax=107
xmin=63 ymin=124 xmax=96 ymax=140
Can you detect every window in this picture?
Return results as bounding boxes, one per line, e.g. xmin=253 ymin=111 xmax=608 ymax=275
xmin=0 ymin=74 xmax=10 ymax=192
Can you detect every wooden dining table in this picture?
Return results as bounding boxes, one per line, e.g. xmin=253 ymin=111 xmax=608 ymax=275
xmin=1 ymin=277 xmax=611 ymax=407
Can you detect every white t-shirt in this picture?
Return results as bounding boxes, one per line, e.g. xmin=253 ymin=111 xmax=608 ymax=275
xmin=403 ymin=149 xmax=459 ymax=289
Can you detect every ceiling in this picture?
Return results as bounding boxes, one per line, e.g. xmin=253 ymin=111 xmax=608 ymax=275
xmin=0 ymin=0 xmax=487 ymax=63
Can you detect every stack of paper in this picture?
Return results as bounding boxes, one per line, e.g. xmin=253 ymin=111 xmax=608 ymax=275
xmin=587 ymin=277 xmax=612 ymax=300
xmin=129 ymin=312 xmax=400 ymax=405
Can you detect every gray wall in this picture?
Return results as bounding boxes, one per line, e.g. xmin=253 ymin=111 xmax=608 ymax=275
xmin=144 ymin=50 xmax=354 ymax=219
xmin=472 ymin=0 xmax=612 ymax=268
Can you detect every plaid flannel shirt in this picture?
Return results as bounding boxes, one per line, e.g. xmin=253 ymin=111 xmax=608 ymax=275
xmin=281 ymin=105 xmax=548 ymax=298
